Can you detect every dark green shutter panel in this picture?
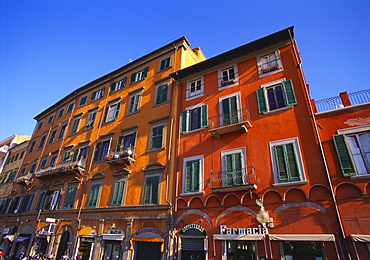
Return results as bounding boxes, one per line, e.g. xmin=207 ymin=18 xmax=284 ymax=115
xmin=143 ymin=66 xmax=149 ymax=78
xmin=130 ymin=73 xmax=136 ymax=83
xmin=121 ymin=77 xmax=127 ymax=87
xmin=94 ymin=142 xmax=102 ymax=162
xmin=115 ymin=102 xmax=121 ymax=119
xmin=111 ymin=182 xmax=120 ymax=206
xmin=283 ymin=80 xmax=297 ymax=106
xmin=274 ymin=145 xmax=288 ymax=182
xmin=333 ymin=134 xmax=356 ymax=176
xmin=91 ymin=91 xmax=96 ymax=101
xmin=181 ymin=110 xmax=188 ymax=133
xmin=103 ymin=107 xmax=109 ymax=123
xmin=285 ymin=143 xmax=300 ymax=180
xmin=192 ymin=160 xmax=200 ymax=192
xmin=185 ymin=161 xmax=192 ymax=193
xmin=101 ymin=87 xmax=105 ymax=97
xmin=256 ymin=88 xmax=268 ymax=114
xmin=72 ymin=149 xmax=80 ymax=162
xmin=110 ymin=82 xmax=116 ymax=92
xmin=201 ymin=105 xmax=208 ymax=128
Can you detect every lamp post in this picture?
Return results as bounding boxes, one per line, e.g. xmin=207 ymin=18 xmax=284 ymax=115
xmin=255 ymin=199 xmax=273 ymax=228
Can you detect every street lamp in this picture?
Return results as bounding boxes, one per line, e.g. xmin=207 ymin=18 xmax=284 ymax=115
xmin=255 ymin=199 xmax=274 ymax=228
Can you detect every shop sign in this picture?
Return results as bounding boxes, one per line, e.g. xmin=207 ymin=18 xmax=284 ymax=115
xmin=134 ymin=228 xmax=165 ymax=238
xmin=181 ymin=224 xmax=205 ymax=234
xmin=219 ymin=224 xmax=268 ymax=236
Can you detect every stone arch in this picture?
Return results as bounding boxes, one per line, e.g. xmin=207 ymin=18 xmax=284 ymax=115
xmin=175 ymin=209 xmax=212 ymax=227
xmin=221 ymin=193 xmax=240 ymax=206
xmin=284 ymin=187 xmax=307 ymax=202
xmin=308 ymin=184 xmax=331 ymax=201
xmin=143 ymin=162 xmax=165 ymax=171
xmin=188 ymin=196 xmax=204 ymax=208
xmin=176 ymin=198 xmax=187 ymax=209
xmin=205 ymin=194 xmax=221 ymax=208
xmin=216 ymin=205 xmax=256 ymax=227
xmin=262 ymin=189 xmax=283 ymax=204
xmin=90 ymin=172 xmax=105 ymax=180
xmin=335 ymin=182 xmax=364 ymax=196
xmin=274 ymin=201 xmax=326 ymax=215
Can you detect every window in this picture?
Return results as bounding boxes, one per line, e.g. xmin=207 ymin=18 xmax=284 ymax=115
xmin=110 ymin=77 xmax=127 ymax=92
xmin=181 ymin=104 xmax=208 ymax=133
xmin=71 ymin=146 xmax=89 ymax=162
xmin=258 ymin=50 xmax=283 ymax=76
xmin=35 ymin=191 xmax=47 ymax=211
xmin=48 ymin=128 xmax=58 ymax=145
xmin=219 ymin=66 xmax=238 ymax=88
xmin=40 ymin=158 xmax=48 ymax=169
xmin=85 ymin=109 xmax=97 ymax=130
xmin=61 ymin=149 xmax=72 ymax=163
xmin=70 ymin=116 xmax=81 ymax=135
xmin=37 ymin=121 xmax=44 ymax=131
xmin=187 ymin=78 xmax=203 ymax=99
xmin=127 ymin=93 xmax=141 ymax=114
xmin=67 ymin=102 xmax=75 ymax=113
xmin=49 ymin=189 xmax=61 ymax=210
xmin=47 ymin=114 xmax=54 ymax=125
xmin=49 ymin=153 xmax=58 ymax=167
xmin=226 ymin=241 xmax=256 ymax=260
xmin=142 ymin=175 xmax=160 ymax=205
xmin=111 ymin=178 xmax=126 ymax=206
xmin=79 ymin=95 xmax=88 ymax=107
xmin=270 ymin=138 xmax=305 ymax=185
xmin=282 ymin=241 xmax=324 ymax=259
xmin=91 ymin=87 xmax=105 ymax=101
xmin=221 ymin=148 xmax=246 ymax=187
xmin=58 ymin=121 xmax=68 ymax=140
xmin=19 ymin=151 xmax=24 ymax=159
xmin=116 ymin=132 xmax=137 ymax=152
xmin=220 ymin=93 xmax=241 ymax=126
xmin=130 ymin=67 xmax=148 ymax=83
xmin=64 ymin=185 xmax=78 ymax=209
xmin=159 ymin=56 xmax=172 ymax=71
xmin=149 ymin=125 xmax=165 ymax=150
xmin=94 ymin=139 xmax=111 ymax=162
xmin=333 ymin=127 xmax=370 ymax=176
xmin=104 ymin=102 xmax=121 ymax=123
xmin=19 ymin=194 xmax=34 ymax=213
xmin=58 ymin=108 xmax=65 ymax=118
xmin=87 ymin=182 xmax=102 ymax=208
xmin=28 ymin=139 xmax=36 ymax=154
xmin=155 ymin=83 xmax=169 ymax=105
xmin=19 ymin=165 xmax=27 ymax=176
xmin=183 ymin=155 xmax=203 ymax=194
xmin=38 ymin=133 xmax=47 ymax=149
xmin=256 ymin=79 xmax=297 ymax=113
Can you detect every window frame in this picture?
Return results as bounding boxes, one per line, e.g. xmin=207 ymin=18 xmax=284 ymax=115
xmin=257 ymin=50 xmax=283 ymax=77
xmin=38 ymin=133 xmax=47 ymax=150
xmin=182 ymin=155 xmax=204 ymax=195
xmin=142 ymin=174 xmax=161 ymax=205
xmin=58 ymin=108 xmax=65 ymax=119
xmin=67 ymin=101 xmax=75 ymax=113
xmin=85 ymin=109 xmax=98 ymax=130
xmin=64 ymin=184 xmax=78 ymax=209
xmin=219 ymin=92 xmax=242 ymax=126
xmin=79 ymin=95 xmax=88 ymax=107
xmin=149 ymin=122 xmax=166 ymax=151
xmin=155 ymin=82 xmax=170 ymax=105
xmin=36 ymin=121 xmax=44 ymax=131
xmin=111 ymin=177 xmax=127 ymax=206
xmin=94 ymin=138 xmax=112 ymax=162
xmin=218 ymin=65 xmax=239 ymax=89
xmin=70 ymin=115 xmax=82 ymax=135
xmin=127 ymin=92 xmax=142 ymax=115
xmin=270 ymin=138 xmax=306 ymax=186
xmin=159 ymin=56 xmax=172 ymax=71
xmin=221 ymin=147 xmax=247 ymax=187
xmin=58 ymin=121 xmax=68 ymax=140
xmin=181 ymin=103 xmax=208 ymax=133
xmin=47 ymin=114 xmax=55 ymax=125
xmin=186 ymin=77 xmax=204 ymax=100
xmin=48 ymin=127 xmax=58 ymax=145
xmin=91 ymin=87 xmax=105 ymax=102
xmin=104 ymin=101 xmax=121 ymax=123
xmin=110 ymin=77 xmax=127 ymax=92
xmin=130 ymin=67 xmax=149 ymax=84
xmin=87 ymin=181 xmax=102 ymax=208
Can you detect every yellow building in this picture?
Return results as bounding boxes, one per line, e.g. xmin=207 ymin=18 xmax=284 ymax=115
xmin=0 ymin=37 xmax=205 ymax=260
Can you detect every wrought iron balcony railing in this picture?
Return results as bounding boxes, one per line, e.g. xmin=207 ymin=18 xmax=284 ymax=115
xmin=211 ymin=165 xmax=258 ymax=192
xmin=106 ymin=147 xmax=136 ymax=166
xmin=35 ymin=158 xmax=86 ymax=179
xmin=208 ymin=108 xmax=252 ymax=138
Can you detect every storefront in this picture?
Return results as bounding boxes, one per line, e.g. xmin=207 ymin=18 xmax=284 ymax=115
xmin=131 ymin=227 xmax=165 ymax=260
xmin=76 ymin=227 xmax=97 ymax=260
xmin=350 ymin=234 xmax=370 ymax=259
xmin=101 ymin=226 xmax=125 ymax=260
xmin=179 ymin=224 xmax=207 ymax=260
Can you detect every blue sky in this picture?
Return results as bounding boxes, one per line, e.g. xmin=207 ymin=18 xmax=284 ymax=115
xmin=0 ymin=0 xmax=369 ymax=140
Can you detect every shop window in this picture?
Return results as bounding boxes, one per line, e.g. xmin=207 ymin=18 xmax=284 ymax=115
xmin=282 ymin=241 xmax=324 ymax=259
xmin=226 ymin=240 xmax=256 ymax=260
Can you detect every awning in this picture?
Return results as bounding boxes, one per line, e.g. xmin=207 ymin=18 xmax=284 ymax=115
xmin=78 ymin=227 xmax=97 ymax=236
xmin=102 ymin=234 xmax=124 ymax=241
xmin=13 ymin=236 xmax=30 ymax=243
xmin=351 ymin=234 xmax=370 ymax=243
xmin=269 ymin=234 xmax=335 ymax=242
xmin=214 ymin=234 xmax=264 ymax=241
xmin=131 ymin=237 xmax=164 ymax=243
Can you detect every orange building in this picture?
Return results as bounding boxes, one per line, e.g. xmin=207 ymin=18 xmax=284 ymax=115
xmin=170 ymin=27 xmax=349 ymax=259
xmin=0 ymin=37 xmax=205 ymax=260
xmin=313 ymin=90 xmax=370 ymax=259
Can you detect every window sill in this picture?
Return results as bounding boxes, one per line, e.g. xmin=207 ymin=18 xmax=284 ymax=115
xmin=263 ymin=105 xmax=293 ymax=115
xmin=180 ymin=191 xmax=205 ymax=196
xmin=259 ymin=68 xmax=284 ymax=78
xmin=273 ymin=180 xmax=308 ymax=187
xmin=218 ymin=80 xmax=239 ymax=90
xmin=186 ymin=92 xmax=204 ymax=102
xmin=153 ymin=100 xmax=170 ymax=107
xmin=350 ymin=174 xmax=370 ymax=180
xmin=126 ymin=110 xmax=140 ymax=116
xmin=158 ymin=66 xmax=172 ymax=73
xmin=146 ymin=147 xmax=165 ymax=153
xmin=181 ymin=127 xmax=207 ymax=135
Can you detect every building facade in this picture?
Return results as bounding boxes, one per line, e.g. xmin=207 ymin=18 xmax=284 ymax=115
xmin=0 ymin=37 xmax=205 ymax=260
xmin=170 ymin=27 xmax=353 ymax=259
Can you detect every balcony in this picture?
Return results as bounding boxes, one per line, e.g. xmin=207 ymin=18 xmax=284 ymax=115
xmin=208 ymin=108 xmax=252 ymax=138
xmin=211 ymin=165 xmax=258 ymax=193
xmin=106 ymin=147 xmax=135 ymax=166
xmin=35 ymin=158 xmax=86 ymax=179
xmin=16 ymin=173 xmax=33 ymax=186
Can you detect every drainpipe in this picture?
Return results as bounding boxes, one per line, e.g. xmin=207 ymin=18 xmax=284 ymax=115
xmin=288 ymin=29 xmax=351 ymax=260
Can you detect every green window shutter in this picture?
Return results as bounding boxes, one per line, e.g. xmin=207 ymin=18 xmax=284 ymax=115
xmin=285 ymin=143 xmax=300 ymax=180
xmin=115 ymin=102 xmax=121 ymax=119
xmin=91 ymin=91 xmax=96 ymax=101
xmin=111 ymin=180 xmax=125 ymax=206
xmin=180 ymin=110 xmax=188 ymax=133
xmin=256 ymin=88 xmax=268 ymax=114
xmin=283 ymin=80 xmax=297 ymax=106
xmin=201 ymin=105 xmax=208 ymax=128
xmin=88 ymin=183 xmax=101 ymax=208
xmin=333 ymin=134 xmax=356 ymax=176
xmin=110 ymin=82 xmax=117 ymax=92
xmin=144 ymin=176 xmax=159 ymax=204
xmin=274 ymin=145 xmax=289 ymax=182
xmin=121 ymin=77 xmax=127 ymax=87
xmin=103 ymin=107 xmax=109 ymax=123
xmin=94 ymin=142 xmax=102 ymax=162
xmin=185 ymin=160 xmax=200 ymax=193
xmin=143 ymin=66 xmax=149 ymax=78
xmin=64 ymin=186 xmax=77 ymax=209
xmin=130 ymin=73 xmax=136 ymax=83
xmin=72 ymin=149 xmax=80 ymax=162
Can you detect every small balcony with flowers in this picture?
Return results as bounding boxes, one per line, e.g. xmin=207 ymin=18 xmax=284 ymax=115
xmin=16 ymin=172 xmax=33 ymax=186
xmin=211 ymin=164 xmax=258 ymax=193
xmin=106 ymin=146 xmax=136 ymax=166
xmin=35 ymin=158 xmax=86 ymax=180
xmin=208 ymin=108 xmax=252 ymax=138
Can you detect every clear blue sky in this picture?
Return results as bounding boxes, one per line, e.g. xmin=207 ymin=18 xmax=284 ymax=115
xmin=1 ymin=0 xmax=369 ymax=140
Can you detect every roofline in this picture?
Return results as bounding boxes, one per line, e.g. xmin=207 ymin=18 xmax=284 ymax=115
xmin=34 ymin=36 xmax=191 ymax=120
xmin=170 ymin=26 xmax=294 ymax=80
